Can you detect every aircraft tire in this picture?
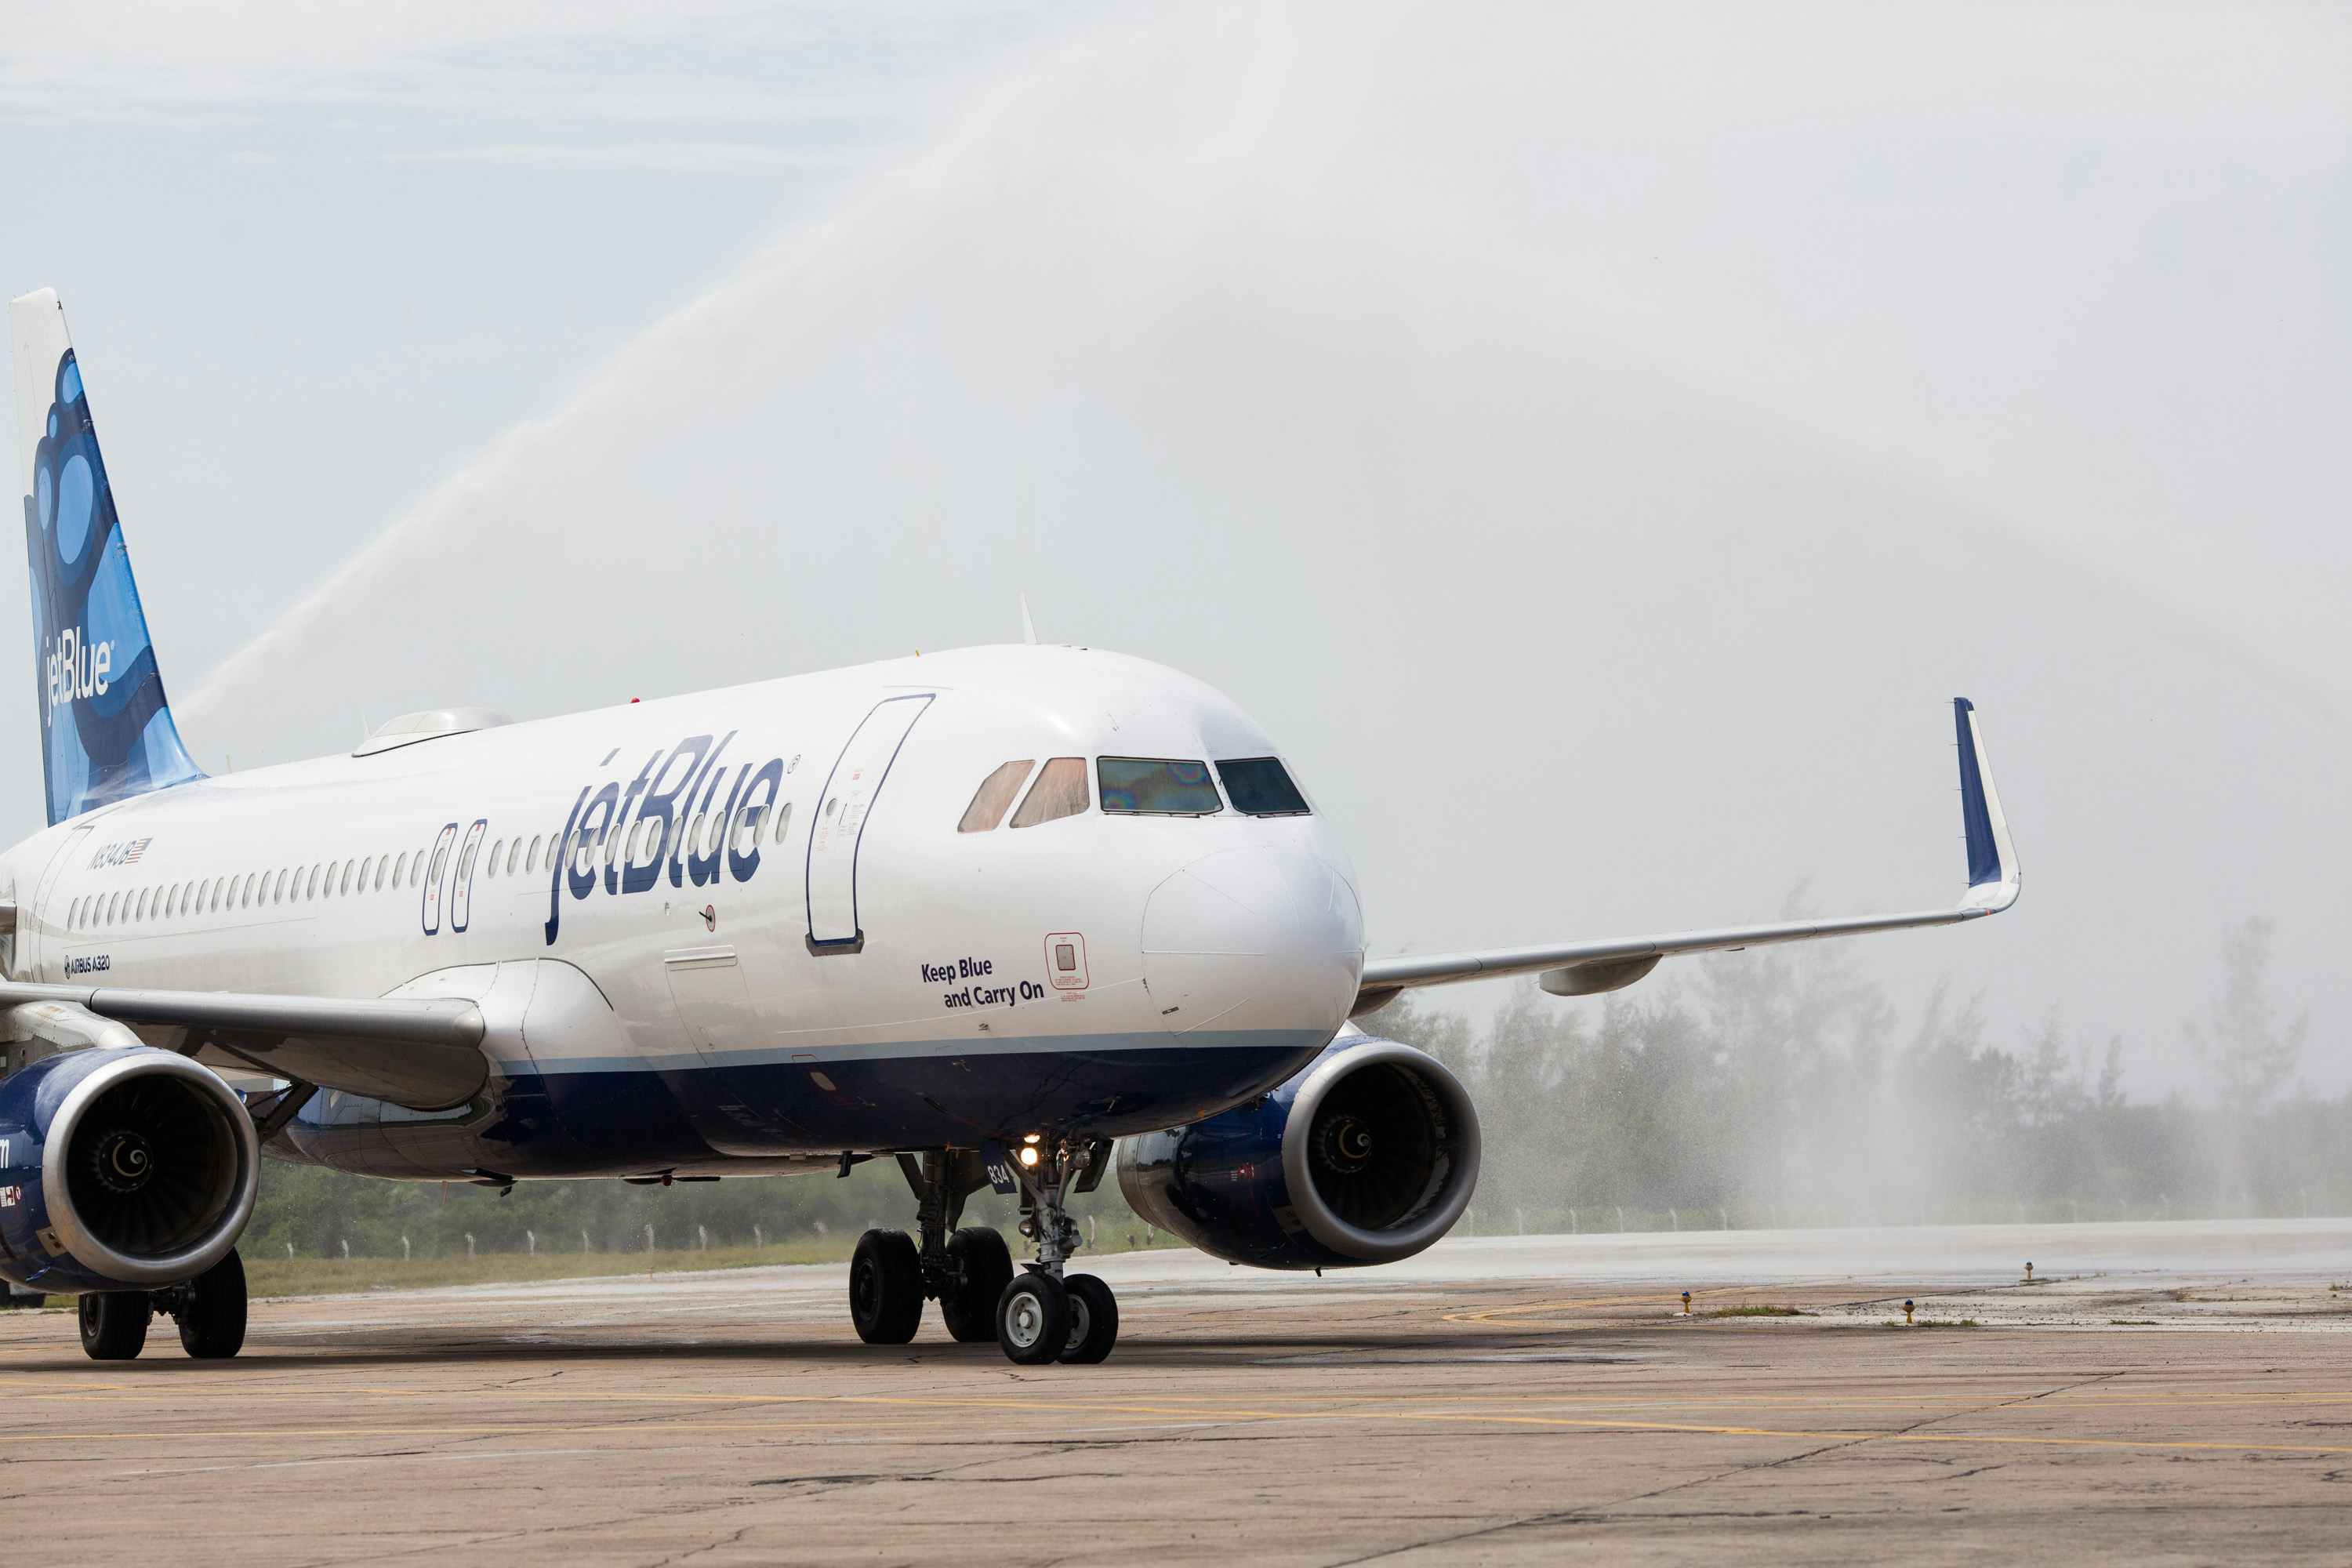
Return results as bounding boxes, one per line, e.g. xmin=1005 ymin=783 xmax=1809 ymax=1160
xmin=940 ymin=1227 xmax=1012 ymax=1344
xmin=849 ymin=1229 xmax=924 ymax=1345
xmin=177 ymin=1249 xmax=248 ymax=1359
xmin=79 ymin=1292 xmax=149 ymax=1361
xmin=1058 ymin=1274 xmax=1119 ymax=1364
xmin=996 ymin=1272 xmax=1069 ymax=1365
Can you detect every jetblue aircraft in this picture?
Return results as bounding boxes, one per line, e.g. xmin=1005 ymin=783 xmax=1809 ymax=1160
xmin=0 ymin=289 xmax=2019 ymax=1364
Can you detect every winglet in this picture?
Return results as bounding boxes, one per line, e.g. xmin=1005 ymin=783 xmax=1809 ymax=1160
xmin=1953 ymin=698 xmax=2020 ymax=913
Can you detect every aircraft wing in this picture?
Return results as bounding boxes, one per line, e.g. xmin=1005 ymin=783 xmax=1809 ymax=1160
xmin=0 ymin=982 xmax=488 ymax=1109
xmin=1352 ymin=699 xmax=2020 ymax=1016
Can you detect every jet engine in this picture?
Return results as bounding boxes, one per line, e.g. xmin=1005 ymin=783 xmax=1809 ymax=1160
xmin=1116 ymin=1033 xmax=1479 ymax=1269
xmin=0 ymin=1047 xmax=260 ymax=1294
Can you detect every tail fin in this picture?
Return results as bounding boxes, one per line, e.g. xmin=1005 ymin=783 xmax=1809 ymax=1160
xmin=12 ymin=289 xmax=202 ymax=826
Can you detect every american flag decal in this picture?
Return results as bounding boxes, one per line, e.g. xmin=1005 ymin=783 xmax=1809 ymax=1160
xmin=122 ymin=837 xmax=151 ymax=864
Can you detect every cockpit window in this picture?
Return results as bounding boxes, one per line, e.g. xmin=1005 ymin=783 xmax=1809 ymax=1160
xmin=1216 ymin=757 xmax=1310 ymax=816
xmin=958 ymin=760 xmax=1036 ymax=833
xmin=1098 ymin=757 xmax=1223 ymax=816
xmin=1010 ymin=757 xmax=1089 ymax=827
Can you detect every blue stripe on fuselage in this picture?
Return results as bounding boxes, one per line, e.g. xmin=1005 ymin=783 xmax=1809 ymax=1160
xmin=275 ymin=1029 xmax=1332 ymax=1180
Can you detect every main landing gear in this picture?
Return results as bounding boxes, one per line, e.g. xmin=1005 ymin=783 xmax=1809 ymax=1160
xmin=849 ymin=1151 xmax=1014 ymax=1349
xmin=78 ymin=1247 xmax=248 ymax=1362
xmin=845 ymin=1142 xmax=1120 ymax=1365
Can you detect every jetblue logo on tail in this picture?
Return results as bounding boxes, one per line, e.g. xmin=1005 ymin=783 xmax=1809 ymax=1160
xmin=19 ymin=336 xmax=204 ymax=825
xmin=44 ymin=626 xmax=111 ymax=712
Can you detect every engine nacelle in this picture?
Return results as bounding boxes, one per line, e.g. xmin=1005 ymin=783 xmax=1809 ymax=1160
xmin=1117 ymin=1033 xmax=1479 ymax=1270
xmin=0 ymin=1047 xmax=260 ymax=1293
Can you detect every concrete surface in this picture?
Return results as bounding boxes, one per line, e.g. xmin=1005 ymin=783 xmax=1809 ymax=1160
xmin=8 ymin=1220 xmax=2352 ymax=1565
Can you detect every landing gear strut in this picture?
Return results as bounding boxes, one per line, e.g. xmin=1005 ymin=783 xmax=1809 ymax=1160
xmin=996 ymin=1138 xmax=1119 ymax=1366
xmin=844 ymin=1151 xmax=1010 ymax=1346
xmin=76 ymin=1246 xmax=249 ymax=1362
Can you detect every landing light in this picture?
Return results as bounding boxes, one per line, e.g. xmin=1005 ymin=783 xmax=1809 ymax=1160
xmin=1018 ymin=1146 xmax=1040 ymax=1168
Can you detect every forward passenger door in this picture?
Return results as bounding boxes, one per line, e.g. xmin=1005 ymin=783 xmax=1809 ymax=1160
xmin=805 ymin=694 xmax=932 ymax=953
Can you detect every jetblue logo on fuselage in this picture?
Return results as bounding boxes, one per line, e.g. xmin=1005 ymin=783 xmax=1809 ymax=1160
xmin=543 ymin=729 xmax=786 ymax=946
xmin=44 ymin=626 xmax=111 ymax=713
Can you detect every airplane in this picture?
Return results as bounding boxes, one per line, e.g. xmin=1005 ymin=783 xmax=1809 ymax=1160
xmin=0 ymin=288 xmax=2019 ymax=1364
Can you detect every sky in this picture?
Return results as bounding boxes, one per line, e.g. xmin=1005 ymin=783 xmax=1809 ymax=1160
xmin=4 ymin=1 xmax=2346 ymax=1096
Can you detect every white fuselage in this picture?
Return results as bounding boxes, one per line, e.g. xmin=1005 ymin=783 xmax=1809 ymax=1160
xmin=0 ymin=645 xmax=1367 ymax=1179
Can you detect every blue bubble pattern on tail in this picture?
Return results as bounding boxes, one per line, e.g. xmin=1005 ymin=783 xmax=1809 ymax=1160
xmin=22 ymin=348 xmax=203 ymax=826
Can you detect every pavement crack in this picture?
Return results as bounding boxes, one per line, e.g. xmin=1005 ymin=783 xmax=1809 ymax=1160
xmin=643 ymin=1524 xmax=749 ymax=1568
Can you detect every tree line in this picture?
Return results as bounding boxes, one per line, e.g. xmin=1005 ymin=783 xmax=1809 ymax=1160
xmin=244 ymin=915 xmax=2325 ymax=1258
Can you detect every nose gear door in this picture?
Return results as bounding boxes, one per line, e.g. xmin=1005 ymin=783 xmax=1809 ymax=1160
xmin=805 ymin=693 xmax=932 ymax=953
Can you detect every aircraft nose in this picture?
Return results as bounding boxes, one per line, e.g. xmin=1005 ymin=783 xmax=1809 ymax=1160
xmin=1142 ymin=848 xmax=1364 ymax=1037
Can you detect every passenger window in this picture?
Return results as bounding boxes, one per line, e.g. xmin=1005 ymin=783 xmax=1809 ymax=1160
xmin=1098 ymin=757 xmax=1223 ymax=815
xmin=485 ymin=839 xmax=502 ymax=878
xmin=104 ymin=891 xmax=118 ymax=924
xmin=959 ymin=760 xmax=1035 ymax=833
xmin=772 ymin=800 xmax=793 ymax=845
xmin=135 ymin=888 xmax=148 ymax=920
xmin=526 ymin=835 xmax=541 ymax=874
xmin=506 ymin=837 xmax=520 ymax=876
xmin=732 ymin=804 xmax=762 ymax=857
xmin=1010 ymin=757 xmax=1089 ymax=828
xmin=1217 ymin=757 xmax=1311 ymax=816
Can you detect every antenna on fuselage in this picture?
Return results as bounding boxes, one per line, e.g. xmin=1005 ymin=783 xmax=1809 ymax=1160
xmin=1019 ymin=593 xmax=1039 ymax=646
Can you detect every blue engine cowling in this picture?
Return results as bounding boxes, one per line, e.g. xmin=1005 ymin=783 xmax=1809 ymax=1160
xmin=1116 ymin=1032 xmax=1480 ymax=1270
xmin=0 ymin=1047 xmax=260 ymax=1294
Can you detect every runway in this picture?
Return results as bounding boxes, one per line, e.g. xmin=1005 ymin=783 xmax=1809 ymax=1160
xmin=7 ymin=1220 xmax=2352 ymax=1565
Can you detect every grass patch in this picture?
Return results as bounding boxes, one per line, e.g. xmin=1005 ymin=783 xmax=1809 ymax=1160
xmin=1702 ymin=1305 xmax=1807 ymax=1318
xmin=2107 ymin=1319 xmax=2158 ymax=1326
xmin=1883 ymin=1317 xmax=1981 ymax=1329
xmin=241 ymin=1240 xmax=850 ymax=1298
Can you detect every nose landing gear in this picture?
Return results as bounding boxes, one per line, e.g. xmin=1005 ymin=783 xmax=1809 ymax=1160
xmin=996 ymin=1138 xmax=1120 ymax=1366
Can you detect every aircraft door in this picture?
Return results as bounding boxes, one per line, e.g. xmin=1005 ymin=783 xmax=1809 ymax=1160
xmin=20 ymin=824 xmax=92 ymax=978
xmin=419 ymin=822 xmax=458 ymax=935
xmin=448 ymin=818 xmax=488 ymax=933
xmin=805 ymin=693 xmax=933 ymax=952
